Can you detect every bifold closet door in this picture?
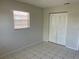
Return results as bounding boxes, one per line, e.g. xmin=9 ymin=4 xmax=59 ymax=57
xmin=49 ymin=13 xmax=68 ymax=45
xmin=49 ymin=14 xmax=57 ymax=43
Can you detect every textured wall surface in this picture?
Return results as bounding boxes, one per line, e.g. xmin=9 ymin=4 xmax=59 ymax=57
xmin=0 ymin=0 xmax=43 ymax=56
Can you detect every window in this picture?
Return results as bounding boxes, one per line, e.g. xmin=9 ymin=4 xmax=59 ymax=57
xmin=13 ymin=10 xmax=30 ymax=29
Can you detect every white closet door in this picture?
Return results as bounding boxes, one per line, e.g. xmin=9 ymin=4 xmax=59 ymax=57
xmin=56 ymin=13 xmax=67 ymax=45
xmin=49 ymin=14 xmax=57 ymax=43
xmin=49 ymin=13 xmax=68 ymax=45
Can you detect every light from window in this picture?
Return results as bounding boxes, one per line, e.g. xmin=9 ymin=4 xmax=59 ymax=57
xmin=13 ymin=10 xmax=30 ymax=29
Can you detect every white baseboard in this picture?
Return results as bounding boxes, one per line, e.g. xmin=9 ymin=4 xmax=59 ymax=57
xmin=66 ymin=45 xmax=78 ymax=51
xmin=0 ymin=41 xmax=43 ymax=58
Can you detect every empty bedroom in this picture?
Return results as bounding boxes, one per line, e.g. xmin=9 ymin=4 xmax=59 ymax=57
xmin=0 ymin=0 xmax=79 ymax=59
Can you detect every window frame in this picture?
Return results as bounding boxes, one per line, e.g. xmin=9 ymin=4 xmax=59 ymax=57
xmin=13 ymin=10 xmax=30 ymax=30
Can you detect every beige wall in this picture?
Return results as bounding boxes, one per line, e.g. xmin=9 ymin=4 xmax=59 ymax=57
xmin=43 ymin=4 xmax=79 ymax=50
xmin=0 ymin=0 xmax=43 ymax=57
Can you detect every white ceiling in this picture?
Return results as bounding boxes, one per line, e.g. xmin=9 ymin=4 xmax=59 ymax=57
xmin=16 ymin=0 xmax=79 ymax=8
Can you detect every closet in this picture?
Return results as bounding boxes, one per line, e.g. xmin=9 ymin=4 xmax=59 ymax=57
xmin=49 ymin=13 xmax=68 ymax=45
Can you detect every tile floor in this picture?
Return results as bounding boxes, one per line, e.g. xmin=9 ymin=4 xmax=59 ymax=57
xmin=1 ymin=42 xmax=79 ymax=59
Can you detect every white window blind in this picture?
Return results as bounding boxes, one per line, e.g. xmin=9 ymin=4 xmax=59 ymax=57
xmin=13 ymin=10 xmax=30 ymax=29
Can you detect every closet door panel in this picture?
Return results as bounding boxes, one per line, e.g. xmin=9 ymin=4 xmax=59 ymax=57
xmin=56 ymin=13 xmax=67 ymax=45
xmin=49 ymin=14 xmax=57 ymax=43
xmin=49 ymin=13 xmax=67 ymax=45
